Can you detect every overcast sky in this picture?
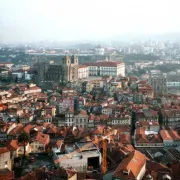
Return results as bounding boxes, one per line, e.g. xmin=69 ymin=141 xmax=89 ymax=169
xmin=0 ymin=0 xmax=180 ymax=42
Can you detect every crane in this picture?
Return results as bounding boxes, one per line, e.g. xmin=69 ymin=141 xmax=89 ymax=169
xmin=101 ymin=138 xmax=107 ymax=174
xmin=54 ymin=129 xmax=115 ymax=174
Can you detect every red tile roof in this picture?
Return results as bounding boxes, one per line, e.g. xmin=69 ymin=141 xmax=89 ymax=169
xmin=114 ymin=150 xmax=146 ymax=179
xmin=8 ymin=124 xmax=24 ymax=135
xmin=6 ymin=140 xmax=23 ymax=151
xmin=24 ymin=124 xmax=34 ymax=134
xmin=34 ymin=132 xmax=49 ymax=145
xmin=84 ymin=61 xmax=124 ymax=67
xmin=0 ymin=147 xmax=9 ymax=154
xmin=160 ymin=130 xmax=173 ymax=140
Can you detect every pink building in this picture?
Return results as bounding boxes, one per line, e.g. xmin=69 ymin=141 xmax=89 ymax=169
xmin=58 ymin=97 xmax=74 ymax=114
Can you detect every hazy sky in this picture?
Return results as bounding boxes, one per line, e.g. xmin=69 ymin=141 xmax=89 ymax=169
xmin=0 ymin=0 xmax=180 ymax=42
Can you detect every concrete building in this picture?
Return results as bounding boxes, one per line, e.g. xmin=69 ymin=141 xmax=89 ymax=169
xmin=84 ymin=60 xmax=125 ymax=77
xmin=150 ymin=70 xmax=167 ymax=97
xmin=53 ymin=142 xmax=101 ymax=172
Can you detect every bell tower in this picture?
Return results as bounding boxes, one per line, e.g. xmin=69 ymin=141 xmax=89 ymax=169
xmin=71 ymin=55 xmax=78 ymax=65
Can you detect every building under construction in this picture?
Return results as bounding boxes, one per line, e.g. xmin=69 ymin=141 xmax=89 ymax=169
xmin=52 ymin=141 xmax=102 ymax=172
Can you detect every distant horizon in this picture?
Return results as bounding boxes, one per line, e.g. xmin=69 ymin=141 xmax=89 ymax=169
xmin=1 ymin=32 xmax=180 ymax=45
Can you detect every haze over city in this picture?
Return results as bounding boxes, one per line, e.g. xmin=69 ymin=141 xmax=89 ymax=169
xmin=1 ymin=0 xmax=180 ymax=43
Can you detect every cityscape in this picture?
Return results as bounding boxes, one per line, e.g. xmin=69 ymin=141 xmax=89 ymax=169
xmin=1 ymin=0 xmax=180 ymax=180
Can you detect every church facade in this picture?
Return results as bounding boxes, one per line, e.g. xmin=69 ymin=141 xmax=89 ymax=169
xmin=33 ymin=55 xmax=79 ymax=84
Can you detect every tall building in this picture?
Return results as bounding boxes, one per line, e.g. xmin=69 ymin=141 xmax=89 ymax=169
xmin=150 ymin=70 xmax=167 ymax=97
xmin=33 ymin=55 xmax=79 ymax=84
xmin=84 ymin=60 xmax=125 ymax=77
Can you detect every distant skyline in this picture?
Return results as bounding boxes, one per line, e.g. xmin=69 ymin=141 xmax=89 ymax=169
xmin=0 ymin=0 xmax=180 ymax=43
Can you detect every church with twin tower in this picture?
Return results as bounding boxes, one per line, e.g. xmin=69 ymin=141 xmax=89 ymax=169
xmin=33 ymin=55 xmax=79 ymax=84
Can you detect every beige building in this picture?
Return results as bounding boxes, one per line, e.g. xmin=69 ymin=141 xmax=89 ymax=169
xmin=74 ymin=111 xmax=88 ymax=128
xmin=30 ymin=132 xmax=50 ymax=153
xmin=0 ymin=148 xmax=11 ymax=170
xmin=78 ymin=65 xmax=88 ymax=79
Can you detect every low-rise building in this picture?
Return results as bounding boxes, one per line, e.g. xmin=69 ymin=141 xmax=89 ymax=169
xmin=53 ymin=142 xmax=101 ymax=172
xmin=0 ymin=147 xmax=11 ymax=170
xmin=30 ymin=132 xmax=50 ymax=153
xmin=78 ymin=65 xmax=88 ymax=79
xmin=161 ymin=109 xmax=180 ymax=128
xmin=160 ymin=130 xmax=180 ymax=147
xmin=135 ymin=127 xmax=163 ymax=148
xmin=136 ymin=121 xmax=160 ymax=132
xmin=73 ymin=110 xmax=88 ymax=128
xmin=113 ymin=150 xmax=146 ymax=180
xmin=110 ymin=114 xmax=131 ymax=126
xmin=7 ymin=140 xmax=30 ymax=158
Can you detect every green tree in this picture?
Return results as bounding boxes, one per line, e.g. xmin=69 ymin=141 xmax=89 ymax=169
xmin=18 ymin=132 xmax=30 ymax=159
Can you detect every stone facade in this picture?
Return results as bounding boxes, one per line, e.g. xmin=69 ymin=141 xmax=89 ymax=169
xmin=150 ymin=73 xmax=167 ymax=97
xmin=33 ymin=56 xmax=79 ymax=84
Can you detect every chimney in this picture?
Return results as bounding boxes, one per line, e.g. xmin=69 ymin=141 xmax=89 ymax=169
xmin=146 ymin=174 xmax=153 ymax=180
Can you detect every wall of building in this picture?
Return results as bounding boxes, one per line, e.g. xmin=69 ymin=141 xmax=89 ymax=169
xmin=0 ymin=152 xmax=11 ymax=170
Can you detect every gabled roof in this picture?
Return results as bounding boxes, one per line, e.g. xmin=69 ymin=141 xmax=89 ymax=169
xmin=6 ymin=140 xmax=24 ymax=151
xmin=113 ymin=150 xmax=146 ymax=179
xmin=33 ymin=132 xmax=49 ymax=145
xmin=8 ymin=124 xmax=24 ymax=135
xmin=160 ymin=129 xmax=180 ymax=141
xmin=0 ymin=147 xmax=9 ymax=154
xmin=24 ymin=124 xmax=35 ymax=134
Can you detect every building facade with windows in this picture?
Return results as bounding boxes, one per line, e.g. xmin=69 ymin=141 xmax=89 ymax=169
xmin=0 ymin=148 xmax=11 ymax=170
xmin=84 ymin=60 xmax=125 ymax=77
xmin=78 ymin=65 xmax=88 ymax=79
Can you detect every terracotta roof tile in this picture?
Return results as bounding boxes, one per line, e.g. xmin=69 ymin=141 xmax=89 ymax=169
xmin=84 ymin=61 xmax=124 ymax=67
xmin=113 ymin=150 xmax=146 ymax=179
xmin=0 ymin=147 xmax=9 ymax=154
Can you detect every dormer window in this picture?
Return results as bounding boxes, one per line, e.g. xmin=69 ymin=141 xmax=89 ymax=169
xmin=123 ymin=169 xmax=130 ymax=175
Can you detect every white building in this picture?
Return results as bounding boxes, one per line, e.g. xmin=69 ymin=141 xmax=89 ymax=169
xmin=24 ymin=71 xmax=32 ymax=80
xmin=0 ymin=62 xmax=14 ymax=69
xmin=12 ymin=72 xmax=24 ymax=79
xmin=85 ymin=60 xmax=125 ymax=77
xmin=95 ymin=45 xmax=105 ymax=55
xmin=78 ymin=65 xmax=88 ymax=79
